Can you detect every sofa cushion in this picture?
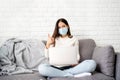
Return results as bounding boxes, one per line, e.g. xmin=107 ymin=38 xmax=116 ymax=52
xmin=50 ymin=76 xmax=93 ymax=80
xmin=0 ymin=72 xmax=46 ymax=80
xmin=79 ymin=39 xmax=96 ymax=62
xmin=92 ymin=72 xmax=115 ymax=80
xmin=49 ymin=72 xmax=115 ymax=80
xmin=92 ymin=46 xmax=115 ymax=77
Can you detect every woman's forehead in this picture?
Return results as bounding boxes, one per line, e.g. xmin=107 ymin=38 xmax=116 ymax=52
xmin=58 ymin=21 xmax=66 ymax=27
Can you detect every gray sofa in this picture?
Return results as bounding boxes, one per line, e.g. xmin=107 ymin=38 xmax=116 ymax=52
xmin=0 ymin=39 xmax=120 ymax=80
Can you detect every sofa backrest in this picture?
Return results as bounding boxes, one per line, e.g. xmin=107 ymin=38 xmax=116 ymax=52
xmin=78 ymin=39 xmax=96 ymax=62
xmin=42 ymin=39 xmax=96 ymax=62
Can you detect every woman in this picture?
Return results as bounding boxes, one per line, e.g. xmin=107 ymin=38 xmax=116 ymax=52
xmin=38 ymin=18 xmax=96 ymax=77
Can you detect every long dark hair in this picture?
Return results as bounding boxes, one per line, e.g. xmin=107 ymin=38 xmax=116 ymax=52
xmin=52 ymin=18 xmax=72 ymax=39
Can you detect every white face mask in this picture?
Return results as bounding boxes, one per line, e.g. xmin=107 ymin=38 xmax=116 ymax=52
xmin=59 ymin=27 xmax=68 ymax=35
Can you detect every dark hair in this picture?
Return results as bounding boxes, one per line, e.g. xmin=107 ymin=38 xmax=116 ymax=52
xmin=52 ymin=18 xmax=72 ymax=39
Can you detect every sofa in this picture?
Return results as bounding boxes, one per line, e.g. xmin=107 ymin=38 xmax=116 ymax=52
xmin=0 ymin=39 xmax=120 ymax=80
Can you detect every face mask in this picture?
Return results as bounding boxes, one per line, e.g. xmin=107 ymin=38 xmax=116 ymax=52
xmin=59 ymin=27 xmax=68 ymax=35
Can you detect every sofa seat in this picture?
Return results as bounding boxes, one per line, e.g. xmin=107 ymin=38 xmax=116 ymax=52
xmin=0 ymin=71 xmax=115 ymax=80
xmin=49 ymin=72 xmax=115 ymax=80
xmin=0 ymin=72 xmax=46 ymax=80
xmin=92 ymin=72 xmax=115 ymax=80
xmin=49 ymin=76 xmax=93 ymax=80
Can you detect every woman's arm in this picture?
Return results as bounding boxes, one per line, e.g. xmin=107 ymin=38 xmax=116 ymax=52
xmin=71 ymin=37 xmax=80 ymax=66
xmin=44 ymin=34 xmax=55 ymax=59
xmin=46 ymin=34 xmax=55 ymax=49
xmin=74 ymin=37 xmax=80 ymax=62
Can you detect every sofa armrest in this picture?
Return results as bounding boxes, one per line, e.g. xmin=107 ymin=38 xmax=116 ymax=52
xmin=115 ymin=53 xmax=120 ymax=80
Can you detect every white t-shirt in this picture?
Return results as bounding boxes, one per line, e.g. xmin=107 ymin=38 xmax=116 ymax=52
xmin=45 ymin=36 xmax=80 ymax=67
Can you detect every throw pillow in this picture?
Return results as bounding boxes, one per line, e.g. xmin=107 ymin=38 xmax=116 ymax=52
xmin=92 ymin=46 xmax=115 ymax=76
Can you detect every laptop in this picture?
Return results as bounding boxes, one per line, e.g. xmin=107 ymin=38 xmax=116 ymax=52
xmin=48 ymin=46 xmax=78 ymax=66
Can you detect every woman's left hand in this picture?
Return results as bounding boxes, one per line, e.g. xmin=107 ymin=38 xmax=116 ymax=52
xmin=71 ymin=64 xmax=78 ymax=67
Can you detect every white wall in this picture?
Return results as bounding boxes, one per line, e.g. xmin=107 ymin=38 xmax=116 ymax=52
xmin=0 ymin=0 xmax=120 ymax=52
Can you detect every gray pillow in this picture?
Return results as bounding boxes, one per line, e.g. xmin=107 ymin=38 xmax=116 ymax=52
xmin=79 ymin=39 xmax=96 ymax=62
xmin=92 ymin=46 xmax=115 ymax=77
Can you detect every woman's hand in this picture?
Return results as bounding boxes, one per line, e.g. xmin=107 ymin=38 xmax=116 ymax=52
xmin=71 ymin=64 xmax=78 ymax=67
xmin=46 ymin=34 xmax=55 ymax=49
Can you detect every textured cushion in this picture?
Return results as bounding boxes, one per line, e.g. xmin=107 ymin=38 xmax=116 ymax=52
xmin=92 ymin=46 xmax=115 ymax=77
xmin=79 ymin=39 xmax=96 ymax=62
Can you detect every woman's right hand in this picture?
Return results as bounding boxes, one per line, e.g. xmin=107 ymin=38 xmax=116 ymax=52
xmin=46 ymin=34 xmax=55 ymax=49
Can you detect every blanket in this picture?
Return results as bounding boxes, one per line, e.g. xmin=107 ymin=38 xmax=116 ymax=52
xmin=0 ymin=38 xmax=48 ymax=75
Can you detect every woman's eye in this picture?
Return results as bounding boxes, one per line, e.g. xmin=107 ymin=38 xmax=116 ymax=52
xmin=62 ymin=26 xmax=66 ymax=27
xmin=59 ymin=26 xmax=64 ymax=28
xmin=58 ymin=25 xmax=66 ymax=28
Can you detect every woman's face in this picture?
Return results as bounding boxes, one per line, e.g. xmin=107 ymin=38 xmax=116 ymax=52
xmin=58 ymin=21 xmax=68 ymax=29
xmin=58 ymin=21 xmax=69 ymax=36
